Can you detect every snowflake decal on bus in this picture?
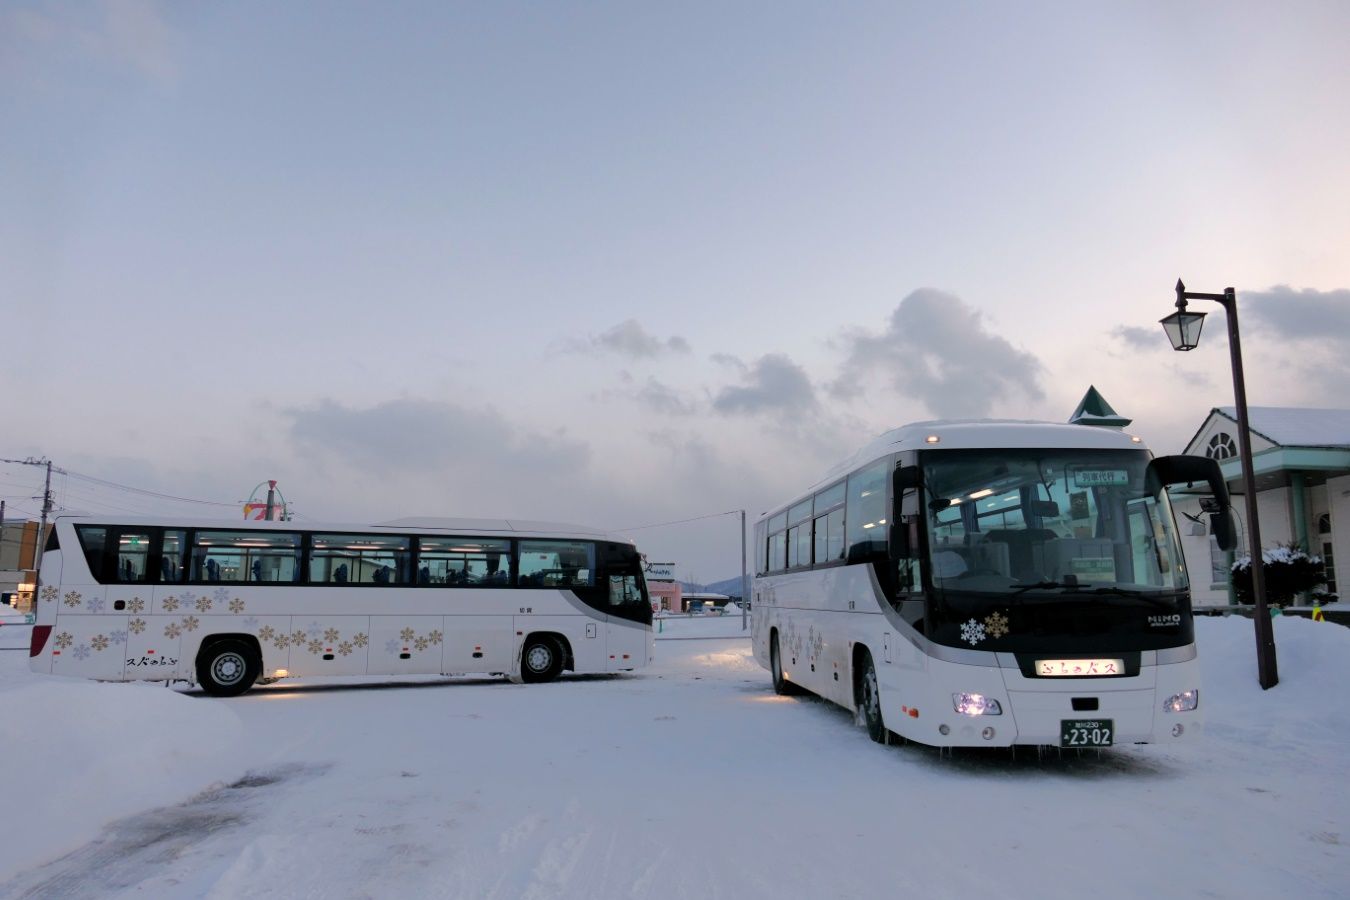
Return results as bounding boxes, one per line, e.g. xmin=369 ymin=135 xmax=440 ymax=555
xmin=180 ymin=591 xmax=197 ymax=611
xmin=292 ymin=630 xmax=308 ymax=646
xmin=323 ymin=628 xmax=340 ymax=643
xmin=229 ymin=599 xmax=246 ymax=614
xmin=86 ymin=596 xmax=106 ymax=614
xmin=257 ymin=625 xmax=276 ymax=642
xmin=399 ymin=627 xmax=416 ymax=643
xmin=109 ymin=630 xmax=128 ymax=645
xmin=960 ymin=618 xmax=986 ymax=645
xmin=128 ymin=618 xmax=146 ymax=635
xmin=91 ymin=634 xmax=109 ymax=652
xmin=55 ymin=632 xmax=73 ymax=650
xmin=983 ymin=611 xmax=1010 ymax=639
xmin=213 ymin=588 xmax=231 ymax=606
xmin=353 ymin=633 xmax=369 ymax=648
xmin=337 ymin=641 xmax=354 ymax=657
xmin=63 ymin=591 xmax=82 ymax=608
xmin=182 ymin=615 xmax=200 ymax=632
xmin=164 ymin=622 xmax=182 ymax=639
xmin=274 ymin=633 xmax=290 ymax=649
xmin=305 ymin=639 xmax=322 ymax=655
xmin=41 ymin=585 xmax=57 ymax=602
xmin=242 ymin=616 xmax=259 ymax=629
xmin=128 ymin=598 xmax=145 ymax=614
xmin=427 ymin=630 xmax=443 ymax=646
xmin=72 ymin=644 xmax=91 ymax=661
xmin=195 ymin=595 xmax=212 ymax=613
xmin=385 ymin=639 xmax=401 ymax=656
xmin=161 ymin=596 xmax=180 ymax=613
xmin=414 ymin=637 xmax=429 ymax=653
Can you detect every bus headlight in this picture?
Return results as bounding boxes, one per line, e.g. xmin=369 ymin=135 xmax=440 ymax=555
xmin=952 ymin=693 xmax=1002 ymax=716
xmin=1163 ymin=689 xmax=1199 ymax=713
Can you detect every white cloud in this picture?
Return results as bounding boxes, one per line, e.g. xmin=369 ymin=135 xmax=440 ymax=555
xmin=285 ymin=398 xmax=590 ymax=476
xmin=832 ymin=288 xmax=1044 ymax=418
xmin=570 ymin=319 xmax=691 ymax=359
xmin=712 ymin=353 xmax=816 ymax=416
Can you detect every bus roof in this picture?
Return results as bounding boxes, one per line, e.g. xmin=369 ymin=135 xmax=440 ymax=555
xmin=768 ymin=419 xmax=1151 ymax=518
xmin=48 ymin=514 xmax=629 ymax=544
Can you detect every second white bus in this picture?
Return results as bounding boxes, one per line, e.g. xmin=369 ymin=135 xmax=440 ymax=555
xmin=753 ymin=419 xmax=1234 ymax=750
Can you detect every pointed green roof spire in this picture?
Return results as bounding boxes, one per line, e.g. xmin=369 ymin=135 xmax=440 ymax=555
xmin=1069 ymin=386 xmax=1132 ymax=428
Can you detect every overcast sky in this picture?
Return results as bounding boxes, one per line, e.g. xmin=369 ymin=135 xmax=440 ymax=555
xmin=3 ymin=1 xmax=1348 ymax=582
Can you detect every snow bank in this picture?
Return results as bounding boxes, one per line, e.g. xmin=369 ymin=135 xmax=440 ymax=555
xmin=0 ymin=672 xmax=246 ymax=880
xmin=1197 ymin=612 xmax=1350 ymax=747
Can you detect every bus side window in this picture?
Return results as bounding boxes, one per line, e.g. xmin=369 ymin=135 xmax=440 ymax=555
xmin=116 ymin=531 xmax=152 ymax=583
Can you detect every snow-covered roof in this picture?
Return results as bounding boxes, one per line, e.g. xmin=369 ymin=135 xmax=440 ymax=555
xmin=1213 ymin=407 xmax=1350 ymax=448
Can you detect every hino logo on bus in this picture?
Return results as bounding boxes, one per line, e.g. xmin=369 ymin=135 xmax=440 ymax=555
xmin=1148 ymin=614 xmax=1182 ymax=628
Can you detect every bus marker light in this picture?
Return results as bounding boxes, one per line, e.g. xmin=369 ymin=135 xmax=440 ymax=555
xmin=275 ymin=669 xmax=289 ymax=678
xmin=908 ymin=708 xmax=919 ymax=718
xmin=925 ymin=434 xmax=940 ymax=444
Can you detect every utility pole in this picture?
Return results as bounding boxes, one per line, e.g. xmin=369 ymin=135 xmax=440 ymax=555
xmin=740 ymin=509 xmax=748 ymax=632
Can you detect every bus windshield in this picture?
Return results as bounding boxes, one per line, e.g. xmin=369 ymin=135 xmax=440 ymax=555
xmin=919 ymin=448 xmax=1191 ymax=652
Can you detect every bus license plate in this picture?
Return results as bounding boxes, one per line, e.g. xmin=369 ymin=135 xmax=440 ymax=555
xmin=1061 ymin=719 xmax=1113 ymax=748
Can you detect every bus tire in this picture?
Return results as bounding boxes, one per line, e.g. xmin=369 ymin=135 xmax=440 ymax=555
xmin=856 ymin=649 xmax=886 ymax=743
xmin=771 ymin=631 xmax=799 ymax=696
xmin=521 ymin=635 xmax=563 ymax=683
xmin=197 ymin=638 xmax=259 ymax=697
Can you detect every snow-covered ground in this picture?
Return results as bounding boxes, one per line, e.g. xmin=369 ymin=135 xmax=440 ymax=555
xmin=1 ymin=614 xmax=1346 ymax=898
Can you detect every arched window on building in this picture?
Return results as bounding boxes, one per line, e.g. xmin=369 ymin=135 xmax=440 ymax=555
xmin=1206 ymin=432 xmax=1238 ymax=460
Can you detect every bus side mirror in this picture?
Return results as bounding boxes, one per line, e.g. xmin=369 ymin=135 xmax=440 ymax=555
xmin=894 ymin=465 xmax=922 ymax=493
xmin=1210 ymin=510 xmax=1237 ymax=552
xmin=888 ymin=518 xmax=917 ymax=560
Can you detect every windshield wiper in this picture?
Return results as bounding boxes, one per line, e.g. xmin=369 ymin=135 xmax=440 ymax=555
xmin=1009 ymin=580 xmax=1081 ymax=597
xmin=1090 ymin=586 xmax=1181 ymax=609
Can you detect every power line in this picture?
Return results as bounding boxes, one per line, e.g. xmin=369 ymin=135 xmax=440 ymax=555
xmin=615 ymin=509 xmax=743 ymax=532
xmin=62 ymin=469 xmax=238 ymax=508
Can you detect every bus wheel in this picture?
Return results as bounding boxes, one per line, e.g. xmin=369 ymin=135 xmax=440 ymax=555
xmin=771 ymin=632 xmax=799 ymax=696
xmin=521 ymin=636 xmax=563 ymax=683
xmin=857 ymin=650 xmax=886 ymax=743
xmin=197 ymin=639 xmax=259 ymax=697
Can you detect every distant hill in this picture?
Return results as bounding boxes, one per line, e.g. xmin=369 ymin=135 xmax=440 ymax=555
xmin=677 ymin=575 xmax=746 ymax=598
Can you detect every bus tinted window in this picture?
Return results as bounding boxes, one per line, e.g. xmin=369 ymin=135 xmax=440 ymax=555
xmin=814 ymin=482 xmax=845 ymax=513
xmin=311 ymin=534 xmax=412 ymax=585
xmin=769 ymin=531 xmax=787 ymax=572
xmin=846 ymin=460 xmax=889 ymax=561
xmin=418 ymin=537 xmax=511 ymax=586
xmin=75 ymin=526 xmax=107 ymax=581
xmin=789 ymin=500 xmax=812 ymax=525
xmin=193 ymin=531 xmax=300 ymax=583
xmin=519 ymin=540 xmax=595 ymax=587
xmin=161 ymin=530 xmax=187 ymax=583
xmin=115 ymin=531 xmax=151 ymax=583
xmin=813 ymin=508 xmax=844 ymax=564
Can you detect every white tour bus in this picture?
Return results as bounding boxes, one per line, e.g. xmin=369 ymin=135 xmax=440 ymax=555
xmin=752 ymin=420 xmax=1235 ymax=749
xmin=29 ymin=516 xmax=653 ymax=696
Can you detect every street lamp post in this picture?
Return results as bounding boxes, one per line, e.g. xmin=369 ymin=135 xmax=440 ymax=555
xmin=1160 ymin=279 xmax=1278 ymax=689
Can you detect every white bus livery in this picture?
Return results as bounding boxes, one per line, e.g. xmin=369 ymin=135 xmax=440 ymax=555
xmin=29 ymin=516 xmax=653 ymax=696
xmin=752 ymin=420 xmax=1235 ymax=749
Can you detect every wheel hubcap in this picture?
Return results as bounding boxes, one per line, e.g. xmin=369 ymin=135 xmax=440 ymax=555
xmin=213 ymin=652 xmax=245 ymax=685
xmin=527 ymin=645 xmax=552 ymax=672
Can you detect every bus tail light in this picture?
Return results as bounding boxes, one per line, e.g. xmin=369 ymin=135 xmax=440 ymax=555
xmin=30 ymin=625 xmax=52 ymax=657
